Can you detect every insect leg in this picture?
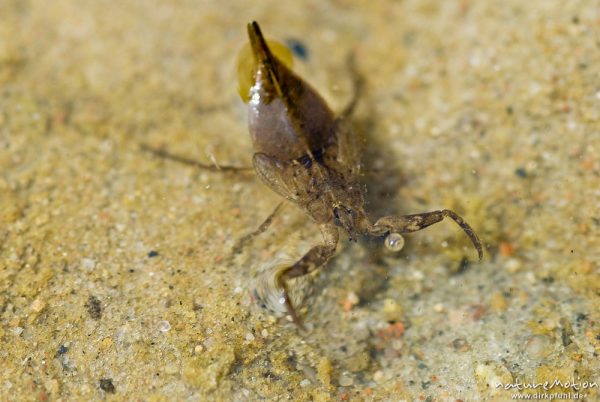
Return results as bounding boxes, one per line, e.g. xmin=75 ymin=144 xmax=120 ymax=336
xmin=276 ymin=224 xmax=339 ymax=330
xmin=339 ymin=53 xmax=364 ymax=120
xmin=231 ymin=202 xmax=285 ymax=256
xmin=141 ymin=143 xmax=254 ymax=173
xmin=371 ymin=209 xmax=483 ymax=260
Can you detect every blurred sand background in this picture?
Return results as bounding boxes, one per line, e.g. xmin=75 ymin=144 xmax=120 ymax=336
xmin=1 ymin=0 xmax=599 ymax=400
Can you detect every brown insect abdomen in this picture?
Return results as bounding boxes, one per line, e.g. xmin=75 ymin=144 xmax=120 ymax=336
xmin=247 ymin=44 xmax=337 ymax=161
xmin=248 ymin=87 xmax=336 ymax=160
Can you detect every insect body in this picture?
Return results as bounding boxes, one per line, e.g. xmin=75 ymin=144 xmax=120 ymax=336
xmin=243 ymin=22 xmax=483 ymax=329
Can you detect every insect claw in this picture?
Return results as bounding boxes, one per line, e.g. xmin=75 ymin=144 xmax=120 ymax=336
xmin=285 ymin=298 xmax=307 ymax=332
xmin=441 ymin=209 xmax=484 ymax=261
xmin=278 ymin=275 xmax=307 ymax=332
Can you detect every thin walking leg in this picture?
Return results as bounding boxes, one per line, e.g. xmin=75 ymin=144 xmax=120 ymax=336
xmin=141 ymin=143 xmax=254 ymax=173
xmin=231 ymin=202 xmax=285 ymax=256
xmin=339 ymin=52 xmax=364 ymax=120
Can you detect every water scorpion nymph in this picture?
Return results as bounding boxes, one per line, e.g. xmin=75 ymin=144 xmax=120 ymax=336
xmin=239 ymin=22 xmax=482 ymax=329
xmin=144 ymin=22 xmax=483 ymax=330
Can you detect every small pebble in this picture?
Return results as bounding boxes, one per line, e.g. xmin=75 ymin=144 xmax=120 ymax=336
xmin=474 ymin=361 xmax=512 ymax=394
xmin=11 ymin=327 xmax=24 ymax=336
xmin=157 ymin=320 xmax=171 ymax=332
xmin=433 ymin=303 xmax=445 ymax=313
xmin=245 ymin=332 xmax=255 ymax=342
xmin=147 ymin=250 xmax=159 ymax=258
xmin=490 ymin=292 xmax=508 ymax=312
xmin=99 ymin=378 xmax=115 ymax=394
xmin=81 ymin=258 xmax=96 ymax=270
xmin=514 ymin=167 xmax=527 ymax=178
xmin=391 ymin=339 xmax=404 ymax=351
xmin=499 ymin=242 xmax=516 ymax=256
xmin=345 ymin=351 xmax=370 ymax=372
xmin=45 ymin=379 xmax=59 ymax=394
xmin=194 ymin=344 xmax=204 ymax=354
xmin=317 ymin=357 xmax=333 ymax=387
xmin=505 ymin=258 xmax=522 ymax=273
xmin=342 ymin=291 xmax=359 ymax=312
xmin=377 ymin=322 xmax=405 ymax=342
xmin=470 ymin=304 xmax=486 ymax=321
xmin=525 ymin=334 xmax=551 ymax=359
xmin=382 ymin=298 xmax=403 ymax=321
xmin=86 ymin=296 xmax=102 ymax=320
xmin=373 ymin=370 xmax=384 ymax=383
xmin=299 ymin=379 xmax=311 ymax=387
xmin=165 ymin=363 xmax=179 ymax=375
xmin=261 ymin=329 xmax=268 ymax=338
xmin=411 ymin=270 xmax=425 ymax=281
xmin=56 ymin=345 xmax=69 ymax=356
xmin=30 ymin=298 xmax=46 ymax=313
xmin=25 ymin=254 xmax=39 ymax=267
xmin=448 ymin=308 xmax=466 ymax=327
xmin=204 ymin=336 xmax=216 ymax=349
xmin=100 ymin=337 xmax=113 ymax=351
xmin=338 ymin=373 xmax=354 ymax=387
xmin=286 ymin=38 xmax=308 ymax=59
xmin=452 ymin=338 xmax=470 ymax=352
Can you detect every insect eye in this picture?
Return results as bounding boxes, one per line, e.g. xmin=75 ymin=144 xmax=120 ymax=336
xmin=333 ymin=208 xmax=341 ymax=225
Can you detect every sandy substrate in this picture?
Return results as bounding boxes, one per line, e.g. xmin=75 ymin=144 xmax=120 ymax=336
xmin=1 ymin=0 xmax=599 ymax=400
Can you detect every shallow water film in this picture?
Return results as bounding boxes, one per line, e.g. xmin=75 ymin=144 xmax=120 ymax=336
xmin=1 ymin=1 xmax=599 ymax=400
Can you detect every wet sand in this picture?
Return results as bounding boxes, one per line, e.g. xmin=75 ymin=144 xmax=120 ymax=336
xmin=1 ymin=0 xmax=598 ymax=400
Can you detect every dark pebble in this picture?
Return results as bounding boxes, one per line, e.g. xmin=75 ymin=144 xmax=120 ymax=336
xmin=515 ymin=167 xmax=527 ymax=178
xmin=86 ymin=295 xmax=102 ymax=320
xmin=286 ymin=38 xmax=308 ymax=60
xmin=452 ymin=338 xmax=468 ymax=350
xmin=55 ymin=345 xmax=69 ymax=357
xmin=99 ymin=378 xmax=115 ymax=393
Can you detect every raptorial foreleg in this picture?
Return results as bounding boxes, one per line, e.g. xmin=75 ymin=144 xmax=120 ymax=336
xmin=370 ymin=209 xmax=483 ymax=260
xmin=276 ymin=224 xmax=339 ymax=330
